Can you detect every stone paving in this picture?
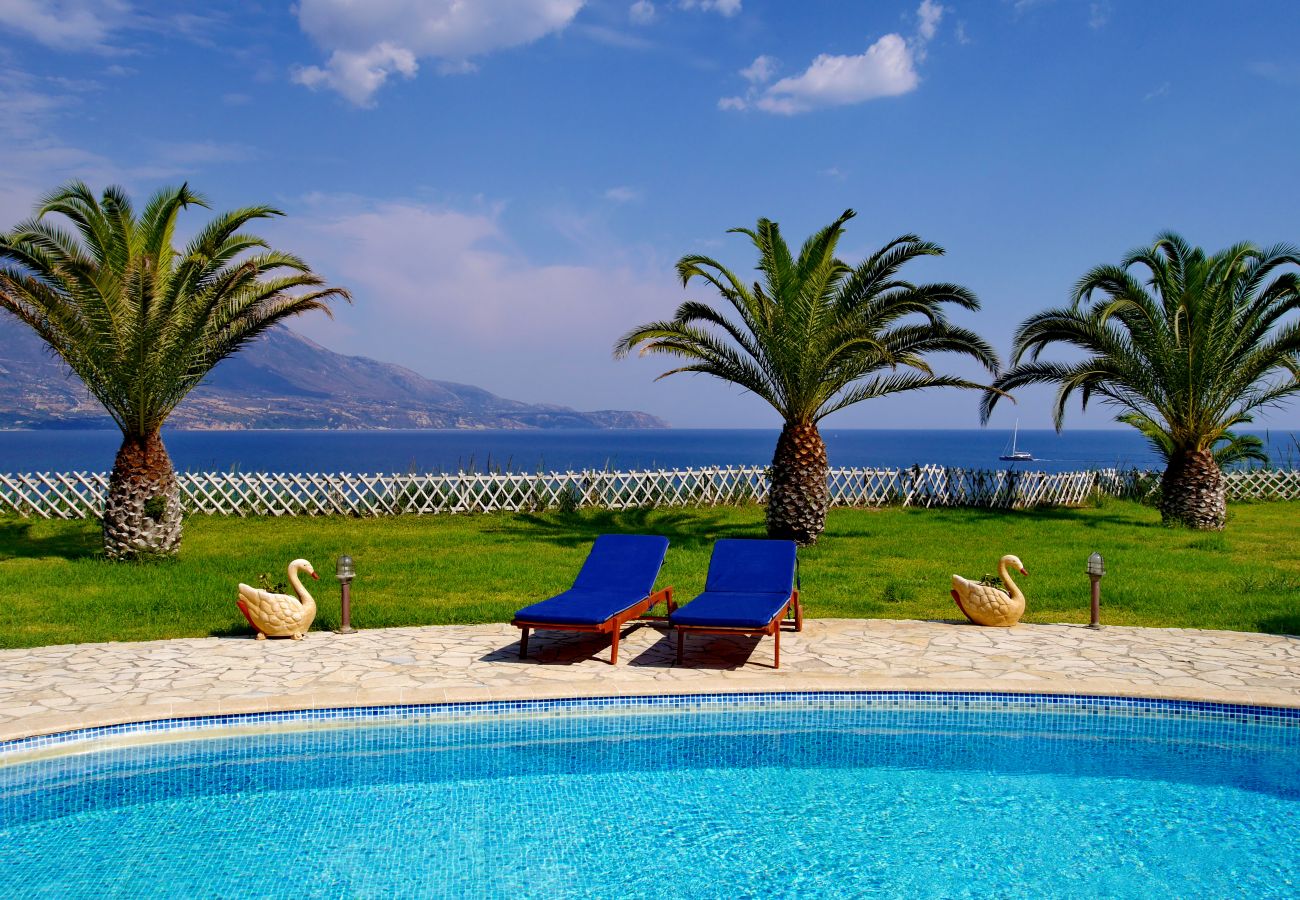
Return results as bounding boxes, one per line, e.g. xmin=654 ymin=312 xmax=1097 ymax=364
xmin=1 ymin=618 xmax=1297 ymax=743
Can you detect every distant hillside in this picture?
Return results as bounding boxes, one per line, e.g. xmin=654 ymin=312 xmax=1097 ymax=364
xmin=0 ymin=325 xmax=667 ymax=431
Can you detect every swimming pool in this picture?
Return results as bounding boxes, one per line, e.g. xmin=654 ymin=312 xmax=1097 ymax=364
xmin=2 ymin=692 xmax=1297 ymax=898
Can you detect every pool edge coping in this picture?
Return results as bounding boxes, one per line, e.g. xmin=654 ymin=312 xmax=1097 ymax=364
xmin=5 ymin=672 xmax=1299 ymax=749
xmin=4 ymin=685 xmax=1299 ymax=767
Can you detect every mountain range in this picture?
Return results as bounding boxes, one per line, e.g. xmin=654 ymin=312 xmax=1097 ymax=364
xmin=0 ymin=325 xmax=667 ymax=430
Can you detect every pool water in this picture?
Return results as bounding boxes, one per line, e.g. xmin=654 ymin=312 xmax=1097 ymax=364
xmin=2 ymin=694 xmax=1297 ymax=898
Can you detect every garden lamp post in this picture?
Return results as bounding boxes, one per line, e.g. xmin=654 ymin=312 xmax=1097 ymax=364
xmin=336 ymin=555 xmax=356 ymax=634
xmin=1086 ymin=552 xmax=1105 ymax=629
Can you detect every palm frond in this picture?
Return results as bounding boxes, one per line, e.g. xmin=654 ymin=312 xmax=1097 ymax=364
xmin=617 ymin=212 xmax=993 ymax=425
xmin=0 ymin=181 xmax=349 ymax=437
xmin=997 ymin=232 xmax=1300 ymax=452
xmin=818 ymin=373 xmax=990 ymax=420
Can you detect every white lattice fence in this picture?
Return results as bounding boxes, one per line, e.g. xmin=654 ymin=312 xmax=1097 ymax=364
xmin=1223 ymin=469 xmax=1300 ymax=501
xmin=0 ymin=463 xmax=1240 ymax=519
xmin=826 ymin=466 xmax=1163 ymax=508
xmin=0 ymin=472 xmax=108 ymax=518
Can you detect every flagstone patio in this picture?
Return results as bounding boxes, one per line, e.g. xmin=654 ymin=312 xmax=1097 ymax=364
xmin=1 ymin=618 xmax=1297 ymax=744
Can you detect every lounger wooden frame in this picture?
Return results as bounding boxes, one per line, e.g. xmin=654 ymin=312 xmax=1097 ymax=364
xmin=674 ymin=591 xmax=802 ymax=669
xmin=513 ymin=587 xmax=675 ymax=665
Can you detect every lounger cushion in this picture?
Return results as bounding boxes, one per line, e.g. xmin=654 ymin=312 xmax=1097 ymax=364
xmin=669 ymin=590 xmax=792 ymax=630
xmin=513 ymin=534 xmax=669 ymax=626
xmin=514 ymin=589 xmax=653 ymax=626
xmin=669 ymin=539 xmax=797 ymax=631
xmin=704 ymin=539 xmax=797 ymax=594
xmin=571 ymin=534 xmax=669 ymax=597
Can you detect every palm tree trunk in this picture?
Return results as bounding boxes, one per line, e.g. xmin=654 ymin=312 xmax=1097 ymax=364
xmin=1159 ymin=448 xmax=1226 ymax=530
xmin=766 ymin=421 xmax=830 ymax=545
xmin=103 ymin=430 xmax=183 ymax=559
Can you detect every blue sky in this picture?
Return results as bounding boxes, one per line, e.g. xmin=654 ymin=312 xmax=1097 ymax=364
xmin=1 ymin=0 xmax=1298 ymax=430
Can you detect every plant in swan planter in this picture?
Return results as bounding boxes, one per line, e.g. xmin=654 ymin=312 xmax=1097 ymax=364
xmin=237 ymin=558 xmax=319 ymax=639
xmin=951 ymin=555 xmax=1028 ymax=627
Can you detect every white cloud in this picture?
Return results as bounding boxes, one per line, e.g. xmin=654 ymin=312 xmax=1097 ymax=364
xmin=0 ymin=72 xmax=74 ymax=139
xmin=1250 ymin=61 xmax=1300 ymax=88
xmin=281 ymin=194 xmax=677 ymax=410
xmin=0 ymin=66 xmax=262 ymax=226
xmin=916 ymin=0 xmax=944 ymax=42
xmin=1010 ymin=0 xmax=1112 ymax=28
xmin=0 ymin=68 xmax=117 ymax=225
xmin=145 ymin=140 xmax=254 ymax=167
xmin=629 ymin=0 xmax=656 ymax=24
xmin=1143 ymin=81 xmax=1170 ymax=102
xmin=0 ymin=3 xmax=255 ymax=58
xmin=716 ymin=55 xmax=777 ymax=110
xmin=910 ymin=0 xmax=944 ymax=63
xmin=574 ymin=23 xmax=655 ymax=50
xmin=678 ymin=0 xmax=741 ymax=15
xmin=632 ymin=0 xmax=738 ymax=25
xmin=0 ymin=0 xmax=129 ymax=51
xmin=603 ymin=186 xmax=642 ymax=203
xmin=293 ymin=42 xmax=419 ymax=107
xmin=740 ymin=54 xmax=777 ymax=84
xmin=725 ymin=2 xmax=939 ymax=115
xmin=292 ymin=0 xmax=585 ymax=106
xmin=756 ymin=34 xmax=918 ymax=115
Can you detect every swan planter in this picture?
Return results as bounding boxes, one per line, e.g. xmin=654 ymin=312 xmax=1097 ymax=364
xmin=951 ymin=555 xmax=1028 ymax=627
xmin=237 ymin=558 xmax=319 ymax=640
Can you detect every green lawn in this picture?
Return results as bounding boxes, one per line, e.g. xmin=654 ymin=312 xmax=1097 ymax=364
xmin=1 ymin=500 xmax=1298 ymax=649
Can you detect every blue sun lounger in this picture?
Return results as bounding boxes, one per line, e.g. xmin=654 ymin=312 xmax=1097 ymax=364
xmin=512 ymin=534 xmax=673 ymax=665
xmin=670 ymin=539 xmax=801 ymax=669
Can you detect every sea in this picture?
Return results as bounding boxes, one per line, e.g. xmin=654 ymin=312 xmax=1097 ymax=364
xmin=0 ymin=428 xmax=1296 ymax=475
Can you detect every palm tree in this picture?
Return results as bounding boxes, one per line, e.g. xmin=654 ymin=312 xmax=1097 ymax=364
xmin=984 ymin=233 xmax=1300 ymax=530
xmin=615 ymin=209 xmax=998 ymax=545
xmin=0 ymin=182 xmax=349 ymax=559
xmin=1117 ymin=412 xmax=1269 ymax=470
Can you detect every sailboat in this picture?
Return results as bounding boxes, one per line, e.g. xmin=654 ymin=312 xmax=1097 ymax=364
xmin=999 ymin=420 xmax=1034 ymax=462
